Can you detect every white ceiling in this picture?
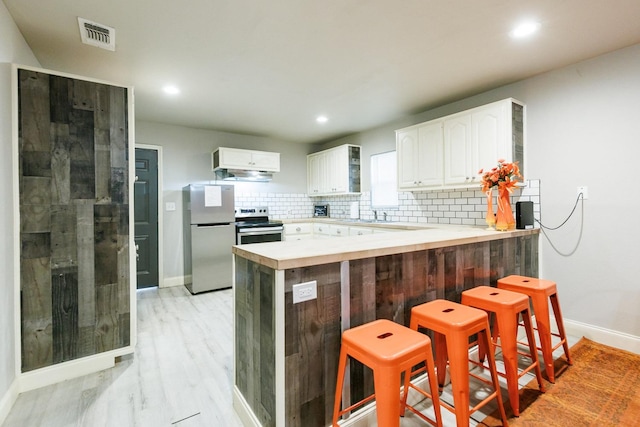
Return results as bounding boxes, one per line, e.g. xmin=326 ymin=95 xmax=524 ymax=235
xmin=5 ymin=0 xmax=640 ymax=143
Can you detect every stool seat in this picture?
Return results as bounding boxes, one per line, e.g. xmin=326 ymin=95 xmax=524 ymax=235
xmin=461 ymin=286 xmax=545 ymax=416
xmin=333 ymin=319 xmax=442 ymax=427
xmin=409 ymin=300 xmax=509 ymax=427
xmin=497 ymin=275 xmax=572 ymax=383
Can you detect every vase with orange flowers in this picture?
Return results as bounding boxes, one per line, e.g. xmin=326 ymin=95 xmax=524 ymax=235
xmin=478 ymin=159 xmax=521 ymax=231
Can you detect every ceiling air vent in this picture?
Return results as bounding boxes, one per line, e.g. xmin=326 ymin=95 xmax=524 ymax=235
xmin=78 ymin=17 xmax=116 ymax=51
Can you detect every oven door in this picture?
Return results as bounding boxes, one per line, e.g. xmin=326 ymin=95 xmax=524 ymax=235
xmin=236 ymin=226 xmax=283 ymax=245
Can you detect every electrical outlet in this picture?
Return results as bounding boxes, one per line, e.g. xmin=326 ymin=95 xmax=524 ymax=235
xmin=293 ymin=280 xmax=317 ymax=304
xmin=577 ymin=186 xmax=588 ymax=200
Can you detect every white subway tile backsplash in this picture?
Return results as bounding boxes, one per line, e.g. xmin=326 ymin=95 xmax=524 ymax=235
xmin=234 ymin=180 xmax=541 ymax=227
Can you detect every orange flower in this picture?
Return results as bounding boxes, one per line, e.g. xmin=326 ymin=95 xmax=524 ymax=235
xmin=479 ymin=160 xmax=522 ymax=193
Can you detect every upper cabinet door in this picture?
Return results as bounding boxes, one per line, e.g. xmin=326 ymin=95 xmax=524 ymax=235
xmin=397 ymin=128 xmax=419 ymax=188
xmin=326 ymin=145 xmax=348 ymax=193
xmin=444 ymin=114 xmax=473 ymax=186
xmin=472 ymin=101 xmax=509 ymax=174
xmin=219 ymin=147 xmax=253 ymax=168
xmin=417 ymin=121 xmax=444 ymax=187
xmin=307 ymin=151 xmax=327 ymax=195
xmin=397 ymin=121 xmax=443 ymax=189
xmin=250 ymin=150 xmax=281 ymax=171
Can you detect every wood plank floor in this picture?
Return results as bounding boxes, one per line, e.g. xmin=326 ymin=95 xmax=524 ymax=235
xmin=3 ymin=286 xmax=244 ymax=427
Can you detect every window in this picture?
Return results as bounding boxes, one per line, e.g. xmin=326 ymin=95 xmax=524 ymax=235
xmin=370 ymin=151 xmax=399 ymax=208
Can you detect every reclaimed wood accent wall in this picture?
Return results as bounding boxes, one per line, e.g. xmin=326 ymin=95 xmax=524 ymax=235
xmin=280 ymin=234 xmax=538 ymax=427
xmin=18 ymin=68 xmax=131 ymax=372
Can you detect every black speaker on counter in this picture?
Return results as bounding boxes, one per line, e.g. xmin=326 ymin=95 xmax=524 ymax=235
xmin=516 ymin=201 xmax=534 ymax=229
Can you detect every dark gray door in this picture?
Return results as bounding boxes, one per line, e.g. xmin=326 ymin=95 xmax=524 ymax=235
xmin=134 ymin=148 xmax=159 ymax=288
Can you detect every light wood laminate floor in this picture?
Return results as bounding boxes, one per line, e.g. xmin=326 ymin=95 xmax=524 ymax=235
xmin=3 ymin=286 xmax=244 ymax=427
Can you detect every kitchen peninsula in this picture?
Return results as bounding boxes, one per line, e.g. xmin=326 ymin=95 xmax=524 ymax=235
xmin=232 ymin=223 xmax=539 ymax=427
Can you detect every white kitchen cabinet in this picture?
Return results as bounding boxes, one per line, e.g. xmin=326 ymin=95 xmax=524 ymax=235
xmin=349 ymin=226 xmax=374 ymax=236
xmin=307 ymin=144 xmax=361 ymax=196
xmin=212 ymin=147 xmax=280 ymax=172
xmin=329 ymin=225 xmax=349 ymax=237
xmin=312 ymin=223 xmax=332 ymax=238
xmin=283 ymin=223 xmax=313 ymax=241
xmin=396 ymin=98 xmax=524 ymax=191
xmin=397 ymin=121 xmax=444 ymax=190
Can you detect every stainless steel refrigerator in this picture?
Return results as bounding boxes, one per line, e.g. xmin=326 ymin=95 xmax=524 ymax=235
xmin=183 ymin=184 xmax=235 ymax=294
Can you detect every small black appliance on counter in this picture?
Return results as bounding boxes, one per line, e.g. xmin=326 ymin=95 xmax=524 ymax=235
xmin=516 ymin=201 xmax=534 ymax=229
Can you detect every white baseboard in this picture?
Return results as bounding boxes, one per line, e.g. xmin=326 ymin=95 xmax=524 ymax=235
xmin=233 ymin=386 xmax=262 ymax=427
xmin=162 ymin=275 xmax=186 ymax=288
xmin=557 ymin=316 xmax=640 ymax=355
xmin=0 ymin=377 xmax=19 ymax=425
xmin=18 ymin=346 xmax=133 ymax=393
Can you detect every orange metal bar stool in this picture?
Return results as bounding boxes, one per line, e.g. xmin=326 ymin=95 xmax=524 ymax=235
xmin=461 ymin=286 xmax=545 ymax=416
xmin=497 ymin=275 xmax=572 ymax=383
xmin=409 ymin=300 xmax=509 ymax=427
xmin=332 ymin=319 xmax=443 ymax=427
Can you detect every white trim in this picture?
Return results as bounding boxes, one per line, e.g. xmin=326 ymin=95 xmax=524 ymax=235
xmin=127 ymin=83 xmax=137 ymax=355
xmin=134 ymin=144 xmax=164 ymax=290
xmin=0 ymin=378 xmax=19 ymax=426
xmin=555 ymin=316 xmax=640 ymax=355
xmin=18 ymin=348 xmax=131 ymax=393
xmin=163 ymin=275 xmax=186 ymax=288
xmin=11 ymin=65 xmax=20 ymax=380
xmin=232 ymin=386 xmax=262 ymax=427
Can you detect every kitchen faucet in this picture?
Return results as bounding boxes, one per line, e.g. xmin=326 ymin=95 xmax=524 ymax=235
xmin=383 ymin=212 xmax=387 ymax=221
xmin=373 ymin=210 xmax=377 ymax=221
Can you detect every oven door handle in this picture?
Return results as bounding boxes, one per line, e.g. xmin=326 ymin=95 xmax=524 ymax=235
xmin=237 ymin=227 xmax=284 ymax=235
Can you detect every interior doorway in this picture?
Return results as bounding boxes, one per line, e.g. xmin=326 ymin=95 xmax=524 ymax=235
xmin=134 ymin=147 xmax=160 ymax=288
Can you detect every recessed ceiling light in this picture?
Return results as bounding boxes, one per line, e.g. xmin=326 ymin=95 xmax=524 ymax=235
xmin=163 ymin=85 xmax=180 ymax=95
xmin=510 ymin=21 xmax=541 ymax=39
xmin=316 ymin=115 xmax=328 ymax=124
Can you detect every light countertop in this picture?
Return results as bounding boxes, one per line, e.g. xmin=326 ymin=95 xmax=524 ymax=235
xmin=233 ymin=221 xmax=539 ymax=270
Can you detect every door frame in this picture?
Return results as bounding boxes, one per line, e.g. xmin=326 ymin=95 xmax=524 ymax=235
xmin=135 ymin=144 xmax=164 ymax=288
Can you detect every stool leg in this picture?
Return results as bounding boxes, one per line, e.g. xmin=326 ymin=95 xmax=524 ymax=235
xmin=446 ymin=333 xmax=473 ymax=427
xmin=531 ymin=293 xmax=555 ymax=383
xmin=479 ymin=328 xmax=509 ymax=426
xmin=550 ymin=294 xmax=573 ymax=365
xmin=522 ymin=308 xmax=545 ymax=393
xmin=373 ymin=366 xmax=401 ymax=427
xmin=495 ymin=310 xmax=520 ymax=416
xmin=477 ymin=313 xmax=492 ymax=364
xmin=434 ymin=332 xmax=448 ymax=391
xmin=425 ymin=351 xmax=444 ymax=427
xmin=332 ymin=346 xmax=348 ymax=426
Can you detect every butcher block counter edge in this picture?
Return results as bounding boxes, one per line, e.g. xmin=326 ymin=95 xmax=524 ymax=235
xmin=232 ymin=224 xmax=539 ymax=270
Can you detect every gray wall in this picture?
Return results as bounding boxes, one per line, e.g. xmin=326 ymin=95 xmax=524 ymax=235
xmin=0 ymin=0 xmax=40 ymax=411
